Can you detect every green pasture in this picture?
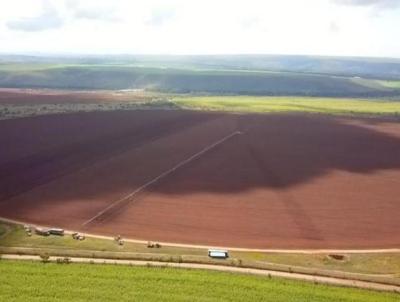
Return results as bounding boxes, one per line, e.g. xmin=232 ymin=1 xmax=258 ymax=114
xmin=173 ymin=96 xmax=400 ymax=115
xmin=0 ymin=260 xmax=398 ymax=302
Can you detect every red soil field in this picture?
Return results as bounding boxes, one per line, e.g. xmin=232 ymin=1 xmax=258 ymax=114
xmin=0 ymin=109 xmax=400 ymax=249
xmin=0 ymin=88 xmax=152 ymax=104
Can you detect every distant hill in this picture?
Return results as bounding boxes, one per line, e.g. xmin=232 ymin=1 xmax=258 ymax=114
xmin=0 ymin=55 xmax=400 ymax=96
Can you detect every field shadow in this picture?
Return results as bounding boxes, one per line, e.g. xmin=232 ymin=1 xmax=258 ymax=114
xmin=0 ymin=110 xmax=221 ymax=203
xmin=1 ymin=111 xmax=400 ymax=206
xmin=149 ymin=113 xmax=400 ymax=193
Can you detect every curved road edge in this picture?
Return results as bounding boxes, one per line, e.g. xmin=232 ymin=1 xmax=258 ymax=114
xmin=1 ymin=216 xmax=400 ymax=254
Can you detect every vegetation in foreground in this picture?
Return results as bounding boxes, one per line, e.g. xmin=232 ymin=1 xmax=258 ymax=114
xmin=174 ymin=96 xmax=400 ymax=115
xmin=0 ymin=260 xmax=398 ymax=302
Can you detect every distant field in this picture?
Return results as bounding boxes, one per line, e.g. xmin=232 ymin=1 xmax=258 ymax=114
xmin=0 ymin=88 xmax=175 ymax=120
xmin=378 ymin=80 xmax=400 ymax=89
xmin=0 ymin=261 xmax=398 ymax=302
xmin=174 ymin=96 xmax=400 ymax=115
xmin=2 ymin=54 xmax=400 ymax=79
xmin=2 ymin=89 xmax=400 ymax=120
xmin=0 ymin=63 xmax=399 ymax=97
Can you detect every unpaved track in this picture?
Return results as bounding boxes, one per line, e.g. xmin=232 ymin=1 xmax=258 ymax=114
xmin=1 ymin=216 xmax=400 ymax=254
xmin=2 ymin=254 xmax=399 ymax=293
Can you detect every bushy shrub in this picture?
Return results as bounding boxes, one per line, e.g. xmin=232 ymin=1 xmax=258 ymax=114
xmin=40 ymin=253 xmax=50 ymax=263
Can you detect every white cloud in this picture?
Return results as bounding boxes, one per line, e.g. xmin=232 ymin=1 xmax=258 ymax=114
xmin=333 ymin=0 xmax=400 ymax=9
xmin=329 ymin=21 xmax=341 ymax=33
xmin=66 ymin=0 xmax=119 ymax=22
xmin=6 ymin=1 xmax=64 ymax=32
xmin=146 ymin=6 xmax=176 ymax=27
xmin=0 ymin=0 xmax=399 ymax=57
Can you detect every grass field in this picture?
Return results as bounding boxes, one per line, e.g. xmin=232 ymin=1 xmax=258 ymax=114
xmin=2 ymin=90 xmax=400 ymax=119
xmin=0 ymin=260 xmax=398 ymax=302
xmin=1 ymin=222 xmax=400 ymax=281
xmin=377 ymin=80 xmax=400 ymax=89
xmin=0 ymin=222 xmax=205 ymax=256
xmin=173 ymin=96 xmax=400 ymax=115
xmin=2 ymin=93 xmax=400 ymax=120
xmin=236 ymin=252 xmax=400 ymax=276
xmin=0 ymin=225 xmax=8 ymax=237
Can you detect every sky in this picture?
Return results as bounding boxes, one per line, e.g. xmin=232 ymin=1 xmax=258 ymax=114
xmin=0 ymin=0 xmax=399 ymax=58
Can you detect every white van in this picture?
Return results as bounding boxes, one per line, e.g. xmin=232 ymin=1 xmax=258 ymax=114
xmin=208 ymin=249 xmax=229 ymax=259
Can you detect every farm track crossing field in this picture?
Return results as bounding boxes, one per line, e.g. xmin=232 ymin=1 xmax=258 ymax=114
xmin=1 ymin=110 xmax=400 ymax=248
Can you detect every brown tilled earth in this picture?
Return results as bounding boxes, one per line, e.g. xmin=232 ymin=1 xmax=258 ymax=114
xmin=0 ymin=88 xmax=153 ymax=104
xmin=0 ymin=109 xmax=400 ymax=249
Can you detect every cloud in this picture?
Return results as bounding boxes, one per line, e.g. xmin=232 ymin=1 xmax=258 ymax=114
xmin=146 ymin=7 xmax=176 ymax=27
xmin=239 ymin=17 xmax=268 ymax=34
xmin=329 ymin=21 xmax=340 ymax=33
xmin=0 ymin=0 xmax=399 ymax=57
xmin=65 ymin=0 xmax=119 ymax=22
xmin=6 ymin=1 xmax=64 ymax=32
xmin=332 ymin=0 xmax=400 ymax=9
xmin=72 ymin=9 xmax=117 ymax=22
xmin=240 ymin=17 xmax=260 ymax=29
